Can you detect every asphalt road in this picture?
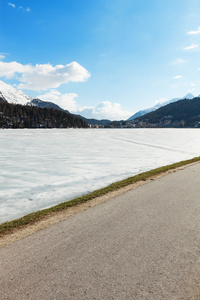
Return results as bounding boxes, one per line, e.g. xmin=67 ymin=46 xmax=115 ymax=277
xmin=1 ymin=163 xmax=200 ymax=299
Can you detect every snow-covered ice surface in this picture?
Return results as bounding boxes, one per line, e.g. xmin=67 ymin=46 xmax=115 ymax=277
xmin=0 ymin=128 xmax=200 ymax=223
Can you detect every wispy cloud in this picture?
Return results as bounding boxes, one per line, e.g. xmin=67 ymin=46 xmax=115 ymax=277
xmin=19 ymin=6 xmax=31 ymax=12
xmin=173 ymin=75 xmax=183 ymax=79
xmin=187 ymin=26 xmax=200 ymax=35
xmin=0 ymin=54 xmax=5 ymax=60
xmin=171 ymin=58 xmax=186 ymax=65
xmin=0 ymin=52 xmax=9 ymax=60
xmin=9 ymin=3 xmax=31 ymax=12
xmin=184 ymin=44 xmax=199 ymax=50
xmin=8 ymin=3 xmax=15 ymax=8
xmin=0 ymin=60 xmax=91 ymax=90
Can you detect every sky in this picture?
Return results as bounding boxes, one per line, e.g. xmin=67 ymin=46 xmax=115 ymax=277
xmin=1 ymin=0 xmax=200 ymax=120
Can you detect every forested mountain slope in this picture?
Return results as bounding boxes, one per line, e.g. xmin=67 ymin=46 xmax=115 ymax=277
xmin=0 ymin=99 xmax=88 ymax=129
xmin=133 ymin=97 xmax=200 ymax=127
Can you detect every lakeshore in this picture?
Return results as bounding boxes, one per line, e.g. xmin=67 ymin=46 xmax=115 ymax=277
xmin=1 ymin=128 xmax=200 ymax=224
xmin=1 ymin=160 xmax=200 ymax=299
xmin=1 ymin=157 xmax=200 ymax=247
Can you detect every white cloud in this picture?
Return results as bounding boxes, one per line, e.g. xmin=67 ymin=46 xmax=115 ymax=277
xmin=38 ymin=90 xmax=78 ymax=111
xmin=184 ymin=44 xmax=199 ymax=50
xmin=173 ymin=75 xmax=183 ymax=79
xmin=0 ymin=54 xmax=5 ymax=60
xmin=187 ymin=26 xmax=200 ymax=35
xmin=77 ymin=101 xmax=131 ymax=120
xmin=36 ymin=91 xmax=130 ymax=120
xmin=19 ymin=62 xmax=90 ymax=90
xmin=0 ymin=61 xmax=31 ymax=78
xmin=171 ymin=58 xmax=186 ymax=65
xmin=26 ymin=8 xmax=31 ymax=12
xmin=37 ymin=90 xmax=130 ymax=120
xmin=8 ymin=3 xmax=15 ymax=8
xmin=0 ymin=60 xmax=90 ymax=90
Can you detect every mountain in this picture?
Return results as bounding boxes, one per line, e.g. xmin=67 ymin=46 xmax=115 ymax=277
xmin=76 ymin=114 xmax=111 ymax=126
xmin=0 ymin=80 xmax=30 ymax=105
xmin=127 ymin=93 xmax=194 ymax=121
xmin=0 ymin=80 xmax=88 ymax=128
xmin=0 ymin=92 xmax=7 ymax=102
xmin=0 ymin=100 xmax=88 ymax=129
xmin=31 ymin=98 xmax=69 ymax=113
xmin=131 ymin=97 xmax=200 ymax=127
xmin=127 ymin=107 xmax=157 ymax=120
xmin=180 ymin=93 xmax=194 ymax=100
xmin=0 ymin=80 xmax=66 ymax=112
xmin=0 ymin=80 xmax=110 ymax=125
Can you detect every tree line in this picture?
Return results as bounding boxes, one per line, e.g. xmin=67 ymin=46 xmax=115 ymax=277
xmin=135 ymin=97 xmax=200 ymax=127
xmin=0 ymin=99 xmax=88 ymax=129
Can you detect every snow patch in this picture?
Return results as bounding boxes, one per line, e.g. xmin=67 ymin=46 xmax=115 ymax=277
xmin=0 ymin=80 xmax=30 ymax=105
xmin=0 ymin=128 xmax=200 ymax=223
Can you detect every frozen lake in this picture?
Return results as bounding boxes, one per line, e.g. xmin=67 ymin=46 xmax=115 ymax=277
xmin=1 ymin=128 xmax=200 ymax=223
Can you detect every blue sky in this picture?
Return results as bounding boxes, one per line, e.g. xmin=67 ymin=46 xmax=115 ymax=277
xmin=1 ymin=0 xmax=200 ymax=119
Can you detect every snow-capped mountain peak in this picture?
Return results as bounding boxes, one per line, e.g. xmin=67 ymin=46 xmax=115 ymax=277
xmin=127 ymin=93 xmax=195 ymax=121
xmin=0 ymin=80 xmax=66 ymax=111
xmin=0 ymin=80 xmax=31 ymax=105
xmin=182 ymin=93 xmax=194 ymax=100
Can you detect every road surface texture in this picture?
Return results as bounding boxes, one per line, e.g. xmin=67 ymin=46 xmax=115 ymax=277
xmin=1 ymin=163 xmax=200 ymax=300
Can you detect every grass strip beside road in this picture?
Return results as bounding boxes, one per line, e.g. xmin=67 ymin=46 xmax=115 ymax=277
xmin=1 ymin=156 xmax=200 ymax=236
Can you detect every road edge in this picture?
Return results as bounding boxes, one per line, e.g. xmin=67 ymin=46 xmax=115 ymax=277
xmin=1 ymin=157 xmax=200 ymax=248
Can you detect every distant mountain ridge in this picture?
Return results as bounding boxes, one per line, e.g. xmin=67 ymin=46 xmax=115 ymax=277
xmin=0 ymin=80 xmax=198 ymax=126
xmin=0 ymin=80 xmax=109 ymax=125
xmin=75 ymin=114 xmax=111 ymax=126
xmin=0 ymin=80 xmax=88 ymax=128
xmin=127 ymin=93 xmax=195 ymax=121
xmin=31 ymin=98 xmax=69 ymax=113
xmin=0 ymin=99 xmax=88 ymax=129
xmin=0 ymin=80 xmax=65 ymax=110
xmin=0 ymin=80 xmax=30 ymax=105
xmin=131 ymin=97 xmax=200 ymax=128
